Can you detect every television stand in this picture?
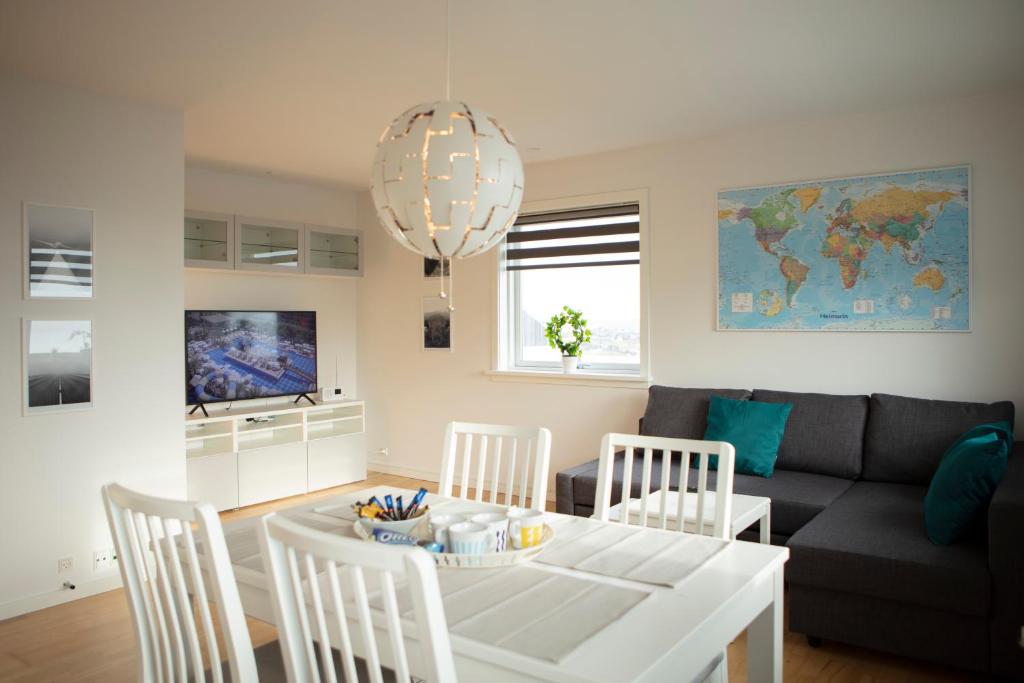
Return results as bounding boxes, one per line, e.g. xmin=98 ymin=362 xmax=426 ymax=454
xmin=293 ymin=393 xmax=316 ymax=406
xmin=188 ymin=403 xmax=210 ymax=417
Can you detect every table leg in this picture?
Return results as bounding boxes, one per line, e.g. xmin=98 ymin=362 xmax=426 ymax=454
xmin=747 ymin=566 xmax=783 ymax=683
xmin=760 ymin=505 xmax=771 ymax=545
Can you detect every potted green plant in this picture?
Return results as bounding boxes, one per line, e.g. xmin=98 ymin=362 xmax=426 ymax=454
xmin=545 ymin=306 xmax=592 ymax=373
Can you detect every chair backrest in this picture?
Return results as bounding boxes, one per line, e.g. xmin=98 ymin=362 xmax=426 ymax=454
xmin=258 ymin=513 xmax=457 ymax=683
xmin=591 ymin=434 xmax=736 ymax=540
xmin=440 ymin=421 xmax=552 ymax=511
xmin=101 ymin=483 xmax=257 ymax=683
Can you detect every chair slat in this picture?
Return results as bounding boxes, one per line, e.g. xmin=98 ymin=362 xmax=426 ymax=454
xmin=350 ymin=566 xmax=385 ymax=683
xmin=181 ymin=524 xmax=222 ymax=683
xmin=325 ymin=560 xmax=360 ymax=683
xmin=658 ymin=450 xmax=672 ymax=530
xmin=520 ymin=440 xmax=532 ymax=508
xmin=380 ymin=570 xmax=411 ymax=683
xmin=475 ymin=435 xmax=488 ymax=502
xmin=303 ymin=551 xmax=337 ymax=683
xmin=143 ymin=513 xmax=177 ymax=682
xmin=459 ymin=434 xmax=473 ymax=500
xmin=620 ymin=447 xmax=633 ymax=525
xmin=505 ymin=437 xmax=518 ymax=506
xmin=638 ymin=448 xmax=653 ymax=526
xmin=696 ymin=451 xmax=709 ymax=535
xmin=286 ymin=546 xmax=319 ymax=678
xmin=676 ymin=452 xmax=689 ymax=533
xmin=490 ymin=436 xmax=503 ymax=504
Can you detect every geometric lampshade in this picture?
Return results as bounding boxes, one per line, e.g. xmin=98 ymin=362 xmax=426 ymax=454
xmin=370 ymin=100 xmax=524 ymax=259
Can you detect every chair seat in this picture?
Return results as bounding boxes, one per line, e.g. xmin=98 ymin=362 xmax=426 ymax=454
xmin=787 ymin=481 xmax=991 ymax=617
xmin=212 ymin=641 xmax=398 ymax=683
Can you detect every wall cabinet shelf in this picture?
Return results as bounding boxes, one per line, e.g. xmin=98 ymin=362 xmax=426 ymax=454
xmin=185 ymin=210 xmax=362 ymax=277
xmin=185 ymin=400 xmax=366 ymax=510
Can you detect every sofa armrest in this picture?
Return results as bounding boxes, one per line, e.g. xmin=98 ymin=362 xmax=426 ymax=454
xmin=555 ymin=459 xmax=600 ymax=515
xmin=989 ymin=441 xmax=1024 ymax=678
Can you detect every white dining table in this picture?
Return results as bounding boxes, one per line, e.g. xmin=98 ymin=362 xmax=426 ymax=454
xmin=220 ymin=485 xmax=788 ymax=683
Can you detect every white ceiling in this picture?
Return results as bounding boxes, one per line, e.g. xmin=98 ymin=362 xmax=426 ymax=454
xmin=2 ymin=0 xmax=1023 ymax=188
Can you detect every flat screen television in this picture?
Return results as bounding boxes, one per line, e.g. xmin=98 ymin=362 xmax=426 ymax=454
xmin=185 ymin=310 xmax=317 ymax=406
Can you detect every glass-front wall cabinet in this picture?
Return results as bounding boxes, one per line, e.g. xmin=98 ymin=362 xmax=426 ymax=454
xmin=184 ymin=211 xmax=362 ymax=277
xmin=236 ymin=217 xmax=304 ymax=272
xmin=306 ymin=225 xmax=362 ymax=276
xmin=184 ymin=211 xmax=234 ymax=269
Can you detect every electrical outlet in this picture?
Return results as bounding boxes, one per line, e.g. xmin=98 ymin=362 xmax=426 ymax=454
xmin=110 ymin=547 xmax=119 ymax=567
xmin=93 ymin=549 xmax=111 ymax=572
xmin=57 ymin=557 xmax=74 ymax=574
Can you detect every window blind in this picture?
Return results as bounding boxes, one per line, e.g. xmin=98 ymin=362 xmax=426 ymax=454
xmin=504 ymin=203 xmax=640 ymax=271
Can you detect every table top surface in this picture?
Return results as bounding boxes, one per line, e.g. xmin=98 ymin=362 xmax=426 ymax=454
xmin=222 ymin=485 xmax=788 ymax=683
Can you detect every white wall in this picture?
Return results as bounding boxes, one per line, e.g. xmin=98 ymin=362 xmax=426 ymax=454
xmin=356 ymin=89 xmax=1024 ymax=492
xmin=0 ymin=76 xmax=184 ymax=616
xmin=184 ymin=167 xmax=361 ymax=409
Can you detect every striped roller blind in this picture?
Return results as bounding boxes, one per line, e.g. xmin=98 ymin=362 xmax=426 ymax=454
xmin=504 ymin=203 xmax=640 ymax=271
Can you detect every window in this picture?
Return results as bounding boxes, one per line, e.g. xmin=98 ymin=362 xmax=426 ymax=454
xmin=499 ymin=195 xmax=646 ymax=376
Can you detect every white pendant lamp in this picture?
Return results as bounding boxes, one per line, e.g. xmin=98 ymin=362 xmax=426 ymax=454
xmin=369 ymin=1 xmax=524 ymax=306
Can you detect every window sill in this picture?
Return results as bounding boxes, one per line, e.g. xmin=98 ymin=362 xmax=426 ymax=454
xmin=485 ymin=369 xmax=652 ymax=389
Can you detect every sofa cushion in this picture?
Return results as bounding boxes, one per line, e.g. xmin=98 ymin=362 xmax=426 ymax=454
xmin=752 ymin=389 xmax=867 ymax=479
xmin=566 ymin=454 xmax=851 ymax=536
xmin=639 ymin=385 xmax=750 ymax=439
xmin=863 ymin=393 xmax=1015 ymax=485
xmin=787 ymin=481 xmax=991 ymax=617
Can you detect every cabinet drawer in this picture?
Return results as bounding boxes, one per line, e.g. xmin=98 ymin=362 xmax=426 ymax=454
xmin=187 ymin=452 xmax=238 ymax=511
xmin=308 ymin=433 xmax=366 ymax=491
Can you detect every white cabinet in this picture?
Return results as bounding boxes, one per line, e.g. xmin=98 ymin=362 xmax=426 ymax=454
xmin=186 ymin=452 xmax=238 ymax=511
xmin=185 ymin=400 xmax=366 ymax=510
xmin=184 ymin=210 xmax=362 ymax=277
xmin=184 ymin=210 xmax=235 ymax=269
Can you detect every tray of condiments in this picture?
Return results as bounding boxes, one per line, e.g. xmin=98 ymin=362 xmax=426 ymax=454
xmin=351 ymin=489 xmax=554 ymax=568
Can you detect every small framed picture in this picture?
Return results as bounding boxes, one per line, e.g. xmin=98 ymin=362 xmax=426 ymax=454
xmin=24 ymin=202 xmax=95 ymax=299
xmin=423 ymin=257 xmax=450 ymax=279
xmin=422 ymin=296 xmax=452 ymax=351
xmin=23 ymin=319 xmax=94 ymax=415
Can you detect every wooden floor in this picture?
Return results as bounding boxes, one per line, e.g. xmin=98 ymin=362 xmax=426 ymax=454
xmin=0 ymin=472 xmax=980 ymax=682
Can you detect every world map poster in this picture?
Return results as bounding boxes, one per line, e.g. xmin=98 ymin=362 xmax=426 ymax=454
xmin=717 ymin=165 xmax=969 ymax=331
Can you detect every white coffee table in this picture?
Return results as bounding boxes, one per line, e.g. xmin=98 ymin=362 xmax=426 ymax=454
xmin=605 ymin=489 xmax=772 ymax=543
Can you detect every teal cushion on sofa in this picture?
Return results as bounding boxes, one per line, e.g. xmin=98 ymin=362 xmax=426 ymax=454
xmin=924 ymin=421 xmax=1013 ymax=545
xmin=703 ymin=395 xmax=793 ymax=478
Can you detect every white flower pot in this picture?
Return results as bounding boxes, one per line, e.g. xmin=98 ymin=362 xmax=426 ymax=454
xmin=561 ymin=356 xmax=579 ymax=374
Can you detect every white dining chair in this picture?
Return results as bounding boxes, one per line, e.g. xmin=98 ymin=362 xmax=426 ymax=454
xmin=439 ymin=421 xmax=552 ymax=511
xmin=591 ymin=434 xmax=736 ymax=681
xmin=101 ymin=483 xmax=258 ymax=682
xmin=591 ymin=433 xmax=736 ymax=540
xmin=258 ymin=512 xmax=457 ymax=683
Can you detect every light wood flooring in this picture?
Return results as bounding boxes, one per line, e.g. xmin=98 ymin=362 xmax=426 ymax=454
xmin=0 ymin=472 xmax=981 ymax=682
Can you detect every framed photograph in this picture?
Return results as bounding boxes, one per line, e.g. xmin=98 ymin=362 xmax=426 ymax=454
xmin=422 ymin=296 xmax=452 ymax=351
xmin=23 ymin=319 xmax=94 ymax=415
xmin=24 ymin=202 xmax=95 ymax=299
xmin=423 ymin=257 xmax=450 ymax=279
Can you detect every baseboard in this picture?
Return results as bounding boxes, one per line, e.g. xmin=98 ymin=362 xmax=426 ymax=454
xmin=368 ymin=460 xmax=557 ymax=502
xmin=0 ymin=573 xmax=122 ymax=621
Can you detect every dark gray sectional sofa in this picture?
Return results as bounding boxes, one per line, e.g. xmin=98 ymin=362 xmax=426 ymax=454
xmin=555 ymin=386 xmax=1023 ymax=678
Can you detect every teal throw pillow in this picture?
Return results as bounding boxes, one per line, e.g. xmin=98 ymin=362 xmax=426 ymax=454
xmin=924 ymin=421 xmax=1013 ymax=545
xmin=702 ymin=395 xmax=793 ymax=478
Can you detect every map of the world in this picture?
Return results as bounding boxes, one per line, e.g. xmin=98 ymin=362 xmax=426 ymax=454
xmin=718 ymin=166 xmax=969 ymax=331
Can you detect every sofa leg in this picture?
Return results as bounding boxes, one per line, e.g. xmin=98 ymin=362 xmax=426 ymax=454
xmin=806 ymin=635 xmax=823 ymax=648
